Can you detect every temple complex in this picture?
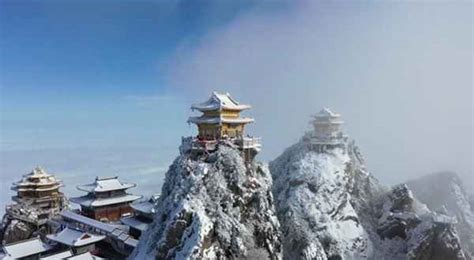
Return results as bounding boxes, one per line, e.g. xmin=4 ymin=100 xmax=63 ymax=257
xmin=306 ymin=108 xmax=348 ymax=152
xmin=70 ymin=177 xmax=141 ymax=222
xmin=181 ymin=92 xmax=261 ymax=160
xmin=121 ymin=195 xmax=159 ymax=238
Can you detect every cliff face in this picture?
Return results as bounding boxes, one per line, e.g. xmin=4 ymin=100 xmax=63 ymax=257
xmin=0 ymin=217 xmax=35 ymax=244
xmin=406 ymin=172 xmax=474 ymax=258
xmin=375 ymin=184 xmax=466 ymax=260
xmin=0 ymin=197 xmax=68 ymax=245
xmin=270 ymin=139 xmax=467 ymax=260
xmin=132 ymin=144 xmax=282 ymax=259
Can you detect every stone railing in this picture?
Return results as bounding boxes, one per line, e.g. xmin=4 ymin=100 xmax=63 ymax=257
xmin=181 ymin=136 xmax=262 ymax=153
xmin=236 ymin=137 xmax=262 ymax=151
xmin=180 ymin=136 xmax=218 ymax=153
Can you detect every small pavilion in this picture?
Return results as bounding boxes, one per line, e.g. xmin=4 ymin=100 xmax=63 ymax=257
xmin=307 ymin=108 xmax=347 ymax=152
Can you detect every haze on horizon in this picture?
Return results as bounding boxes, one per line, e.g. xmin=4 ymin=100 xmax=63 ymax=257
xmin=0 ymin=0 xmax=472 ymax=208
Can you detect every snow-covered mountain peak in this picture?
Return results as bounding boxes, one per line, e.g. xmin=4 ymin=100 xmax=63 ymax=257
xmin=132 ymin=143 xmax=282 ymax=259
xmin=271 ymin=139 xmax=374 ymax=260
xmin=271 ymin=135 xmax=468 ymax=259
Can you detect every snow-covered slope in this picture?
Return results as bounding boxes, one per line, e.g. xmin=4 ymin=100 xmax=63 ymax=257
xmin=132 ymin=144 xmax=281 ymax=259
xmin=270 ymin=141 xmax=375 ymax=259
xmin=406 ymin=172 xmax=474 ymax=258
xmin=271 ymin=138 xmax=467 ymax=259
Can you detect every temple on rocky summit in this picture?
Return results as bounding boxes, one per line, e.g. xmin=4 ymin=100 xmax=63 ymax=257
xmin=70 ymin=176 xmax=141 ymax=222
xmin=7 ymin=167 xmax=67 ymax=226
xmin=306 ymin=108 xmax=348 ymax=152
xmin=181 ymin=92 xmax=261 ymax=160
xmin=11 ymin=167 xmax=65 ymax=211
xmin=188 ymin=92 xmax=254 ymax=140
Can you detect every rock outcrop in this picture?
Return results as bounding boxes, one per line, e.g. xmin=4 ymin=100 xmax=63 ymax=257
xmin=0 ymin=201 xmax=68 ymax=245
xmin=0 ymin=167 xmax=68 ymax=245
xmin=0 ymin=217 xmax=35 ymax=244
xmin=406 ymin=172 xmax=474 ymax=258
xmin=132 ymin=143 xmax=282 ymax=259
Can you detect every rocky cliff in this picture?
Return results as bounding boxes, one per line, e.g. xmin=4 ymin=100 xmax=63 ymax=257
xmin=0 ymin=198 xmax=68 ymax=245
xmin=270 ymin=138 xmax=467 ymax=260
xmin=0 ymin=217 xmax=35 ymax=244
xmin=132 ymin=143 xmax=282 ymax=259
xmin=406 ymin=172 xmax=474 ymax=258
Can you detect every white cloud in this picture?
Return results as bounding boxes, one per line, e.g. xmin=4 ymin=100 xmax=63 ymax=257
xmin=163 ymin=2 xmax=473 ymax=188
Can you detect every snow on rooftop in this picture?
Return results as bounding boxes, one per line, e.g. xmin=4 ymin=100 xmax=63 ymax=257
xmin=70 ymin=194 xmax=142 ymax=207
xmin=12 ymin=167 xmax=62 ymax=189
xmin=187 ymin=116 xmax=254 ymax=125
xmin=121 ymin=216 xmax=150 ymax=232
xmin=66 ymin=252 xmax=106 ymax=260
xmin=47 ymin=227 xmax=105 ymax=247
xmin=40 ymin=250 xmax=73 ymax=260
xmin=312 ymin=108 xmax=344 ymax=126
xmin=315 ymin=108 xmax=340 ymax=117
xmin=2 ymin=237 xmax=51 ymax=259
xmin=131 ymin=196 xmax=157 ymax=215
xmin=191 ymin=92 xmax=251 ymax=112
xmin=77 ymin=176 xmax=136 ymax=193
xmin=28 ymin=166 xmax=50 ymax=177
xmin=60 ymin=210 xmax=116 ymax=233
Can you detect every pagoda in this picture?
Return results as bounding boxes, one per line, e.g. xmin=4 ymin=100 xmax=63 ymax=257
xmin=70 ymin=176 xmax=141 ymax=222
xmin=306 ymin=108 xmax=348 ymax=152
xmin=7 ymin=167 xmax=67 ymax=225
xmin=181 ymin=92 xmax=261 ymax=160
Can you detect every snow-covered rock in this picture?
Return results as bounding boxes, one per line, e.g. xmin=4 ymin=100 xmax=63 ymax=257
xmin=375 ymin=184 xmax=466 ymax=260
xmin=132 ymin=144 xmax=282 ymax=259
xmin=271 ymin=140 xmax=377 ymax=260
xmin=271 ymin=137 xmax=467 ymax=259
xmin=0 ymin=200 xmax=68 ymax=245
xmin=406 ymin=172 xmax=474 ymax=258
xmin=0 ymin=218 xmax=35 ymax=244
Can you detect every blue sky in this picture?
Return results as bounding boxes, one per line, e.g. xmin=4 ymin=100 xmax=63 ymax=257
xmin=0 ymin=0 xmax=472 ymax=208
xmin=1 ymin=0 xmax=275 ymax=150
xmin=0 ymin=0 xmax=293 ymax=208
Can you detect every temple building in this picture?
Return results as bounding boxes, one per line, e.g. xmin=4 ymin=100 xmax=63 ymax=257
xmin=2 ymin=237 xmax=52 ymax=259
xmin=5 ymin=167 xmax=67 ymax=229
xmin=188 ymin=92 xmax=254 ymax=140
xmin=306 ymin=108 xmax=348 ymax=152
xmin=70 ymin=177 xmax=141 ymax=222
xmin=11 ymin=167 xmax=66 ymax=213
xmin=181 ymin=92 xmax=261 ymax=160
xmin=47 ymin=227 xmax=105 ymax=255
xmin=121 ymin=195 xmax=159 ymax=238
xmin=50 ymin=210 xmax=139 ymax=257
